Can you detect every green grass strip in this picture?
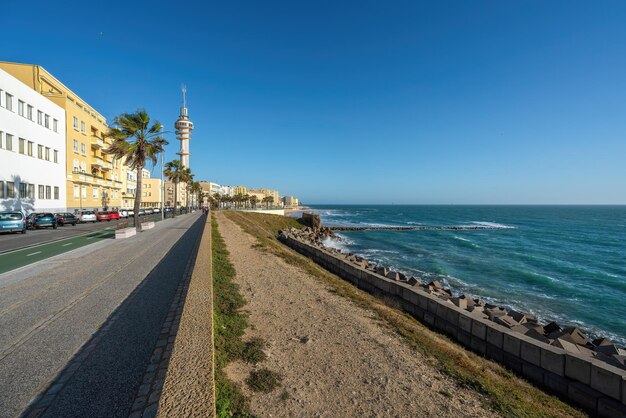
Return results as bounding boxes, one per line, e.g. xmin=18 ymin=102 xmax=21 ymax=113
xmin=211 ymin=215 xmax=255 ymax=418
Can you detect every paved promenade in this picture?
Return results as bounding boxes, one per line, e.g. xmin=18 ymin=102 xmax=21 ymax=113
xmin=0 ymin=212 xmax=204 ymax=418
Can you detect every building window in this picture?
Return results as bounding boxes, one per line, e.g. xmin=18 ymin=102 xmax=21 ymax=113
xmin=38 ymin=185 xmax=44 ymax=199
xmin=27 ymin=105 xmax=33 ymax=120
xmin=81 ymin=121 xmax=86 ymax=133
xmin=93 ymin=188 xmax=99 ymax=198
xmin=54 ymin=150 xmax=59 ymax=163
xmin=28 ymin=141 xmax=33 ymax=157
xmin=5 ymin=134 xmax=13 ymax=151
xmin=54 ymin=186 xmax=59 ymax=200
xmin=7 ymin=182 xmax=15 ymax=198
xmin=81 ymin=186 xmax=87 ymax=199
xmin=0 ymin=181 xmax=4 ymax=198
xmin=37 ymin=110 xmax=43 ymax=125
xmin=19 ymin=138 xmax=25 ymax=154
xmin=81 ymin=143 xmax=86 ymax=155
xmin=19 ymin=183 xmax=28 ymax=199
xmin=73 ymin=185 xmax=79 ymax=198
xmin=73 ymin=159 xmax=79 ymax=172
xmin=46 ymin=186 xmax=51 ymax=200
xmin=5 ymin=93 xmax=13 ymax=111
xmin=45 ymin=147 xmax=50 ymax=161
xmin=0 ymin=131 xmax=3 ymax=149
xmin=73 ymin=139 xmax=79 ymax=152
xmin=53 ymin=119 xmax=58 ymax=132
xmin=18 ymin=100 xmax=24 ymax=116
xmin=45 ymin=114 xmax=50 ymax=129
xmin=73 ymin=116 xmax=78 ymax=130
xmin=28 ymin=184 xmax=35 ymax=199
xmin=38 ymin=145 xmax=43 ymax=159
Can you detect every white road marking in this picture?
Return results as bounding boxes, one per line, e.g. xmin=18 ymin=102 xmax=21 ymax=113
xmin=62 ymin=243 xmax=73 ymax=247
xmin=26 ymin=251 xmax=42 ymax=257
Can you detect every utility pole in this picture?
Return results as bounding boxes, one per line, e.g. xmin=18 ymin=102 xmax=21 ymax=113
xmin=161 ymin=126 xmax=165 ymax=222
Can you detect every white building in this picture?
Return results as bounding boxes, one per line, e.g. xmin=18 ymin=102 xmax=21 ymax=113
xmin=0 ymin=69 xmax=66 ymax=214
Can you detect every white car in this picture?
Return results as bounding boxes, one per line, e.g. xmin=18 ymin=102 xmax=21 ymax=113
xmin=119 ymin=210 xmax=129 ymax=218
xmin=78 ymin=210 xmax=97 ymax=223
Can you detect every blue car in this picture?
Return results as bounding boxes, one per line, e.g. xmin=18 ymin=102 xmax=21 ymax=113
xmin=0 ymin=211 xmax=27 ymax=234
xmin=26 ymin=213 xmax=58 ymax=230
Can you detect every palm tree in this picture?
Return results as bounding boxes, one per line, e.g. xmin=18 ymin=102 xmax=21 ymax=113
xmin=182 ymin=168 xmax=193 ymax=212
xmin=164 ymin=160 xmax=184 ymax=217
xmin=104 ymin=110 xmax=167 ymax=232
xmin=212 ymin=192 xmax=221 ymax=209
xmin=191 ymin=181 xmax=202 ymax=210
xmin=249 ymin=195 xmax=259 ymax=209
xmin=267 ymin=195 xmax=275 ymax=208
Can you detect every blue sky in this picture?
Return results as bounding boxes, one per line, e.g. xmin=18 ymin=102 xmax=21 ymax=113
xmin=3 ymin=1 xmax=626 ymax=204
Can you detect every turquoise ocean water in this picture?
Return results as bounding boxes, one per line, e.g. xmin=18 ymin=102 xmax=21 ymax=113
xmin=306 ymin=205 xmax=626 ymax=346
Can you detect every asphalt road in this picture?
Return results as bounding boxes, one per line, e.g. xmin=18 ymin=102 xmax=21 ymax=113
xmin=0 ymin=212 xmax=204 ymax=418
xmin=0 ymin=214 xmax=168 ymax=275
xmin=0 ymin=213 xmax=166 ymax=254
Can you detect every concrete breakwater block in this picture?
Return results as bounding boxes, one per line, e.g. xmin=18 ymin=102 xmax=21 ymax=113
xmin=115 ymin=227 xmax=136 ymax=239
xmin=141 ymin=222 xmax=155 ymax=231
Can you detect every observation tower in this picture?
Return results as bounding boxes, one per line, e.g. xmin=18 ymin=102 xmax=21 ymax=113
xmin=175 ymin=85 xmax=194 ymax=168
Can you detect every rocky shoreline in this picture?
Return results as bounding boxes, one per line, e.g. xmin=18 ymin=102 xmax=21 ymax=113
xmin=281 ymin=226 xmax=626 ymax=371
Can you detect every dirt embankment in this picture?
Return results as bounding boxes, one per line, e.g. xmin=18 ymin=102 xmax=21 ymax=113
xmin=216 ymin=212 xmax=497 ymax=417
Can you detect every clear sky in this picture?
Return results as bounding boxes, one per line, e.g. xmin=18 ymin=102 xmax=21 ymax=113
xmin=3 ymin=1 xmax=626 ymax=204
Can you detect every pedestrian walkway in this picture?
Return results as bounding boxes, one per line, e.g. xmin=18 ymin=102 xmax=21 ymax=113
xmin=0 ymin=213 xmax=204 ymax=418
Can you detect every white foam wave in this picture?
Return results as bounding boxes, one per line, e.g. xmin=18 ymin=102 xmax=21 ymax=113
xmin=470 ymin=221 xmax=516 ymax=229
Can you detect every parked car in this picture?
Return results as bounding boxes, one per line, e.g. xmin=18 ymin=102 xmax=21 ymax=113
xmin=96 ymin=211 xmax=111 ymax=222
xmin=55 ymin=212 xmax=78 ymax=226
xmin=27 ymin=213 xmax=57 ymax=230
xmin=153 ymin=208 xmax=161 ymax=213
xmin=119 ymin=209 xmax=129 ymax=218
xmin=78 ymin=210 xmax=97 ymax=223
xmin=138 ymin=209 xmax=146 ymax=216
xmin=145 ymin=208 xmax=154 ymax=214
xmin=127 ymin=209 xmax=135 ymax=217
xmin=108 ymin=211 xmax=120 ymax=220
xmin=0 ymin=211 xmax=27 ymax=234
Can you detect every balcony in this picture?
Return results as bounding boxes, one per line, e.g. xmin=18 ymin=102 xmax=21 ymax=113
xmin=68 ymin=171 xmax=99 ymax=185
xmin=91 ymin=135 xmax=105 ymax=149
xmin=92 ymin=156 xmax=113 ymax=171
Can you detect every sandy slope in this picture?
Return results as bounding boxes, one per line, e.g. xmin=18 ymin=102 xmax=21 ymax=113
xmin=216 ymin=212 xmax=497 ymax=417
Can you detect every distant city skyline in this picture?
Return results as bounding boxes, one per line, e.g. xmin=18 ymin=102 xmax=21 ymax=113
xmin=4 ymin=1 xmax=626 ymax=204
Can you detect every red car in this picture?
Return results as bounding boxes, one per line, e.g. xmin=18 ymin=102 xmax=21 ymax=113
xmin=96 ymin=211 xmax=111 ymax=222
xmin=108 ymin=211 xmax=120 ymax=220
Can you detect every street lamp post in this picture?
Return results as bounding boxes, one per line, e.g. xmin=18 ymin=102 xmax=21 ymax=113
xmin=160 ymin=127 xmax=165 ymax=222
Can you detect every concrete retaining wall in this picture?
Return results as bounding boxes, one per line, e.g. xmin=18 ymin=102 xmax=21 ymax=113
xmin=281 ymin=235 xmax=626 ymax=417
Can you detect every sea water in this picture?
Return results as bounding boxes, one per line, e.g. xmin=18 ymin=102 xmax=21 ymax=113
xmin=307 ymin=205 xmax=626 ymax=346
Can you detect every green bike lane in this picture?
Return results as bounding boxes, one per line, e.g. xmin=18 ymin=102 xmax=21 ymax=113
xmin=0 ymin=228 xmax=115 ymax=274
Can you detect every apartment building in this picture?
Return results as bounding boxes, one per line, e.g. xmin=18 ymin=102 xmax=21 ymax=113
xmin=140 ymin=169 xmax=162 ymax=209
xmin=0 ymin=62 xmax=123 ymax=212
xmin=0 ymin=68 xmax=67 ymax=213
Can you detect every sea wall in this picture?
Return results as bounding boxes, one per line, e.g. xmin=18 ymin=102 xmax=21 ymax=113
xmin=279 ymin=233 xmax=626 ymax=417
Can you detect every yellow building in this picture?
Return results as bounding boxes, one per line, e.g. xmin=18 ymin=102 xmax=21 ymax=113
xmin=0 ymin=62 xmax=123 ymax=212
xmin=121 ymin=163 xmax=137 ymax=209
xmin=249 ymin=188 xmax=280 ymax=206
xmin=233 ymin=185 xmax=247 ymax=196
xmin=140 ymin=169 xmax=162 ymax=209
xmin=164 ymin=180 xmax=187 ymax=209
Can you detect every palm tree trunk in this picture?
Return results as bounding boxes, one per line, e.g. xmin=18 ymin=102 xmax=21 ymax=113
xmin=134 ymin=166 xmax=143 ymax=232
xmin=173 ymin=180 xmax=178 ymax=218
